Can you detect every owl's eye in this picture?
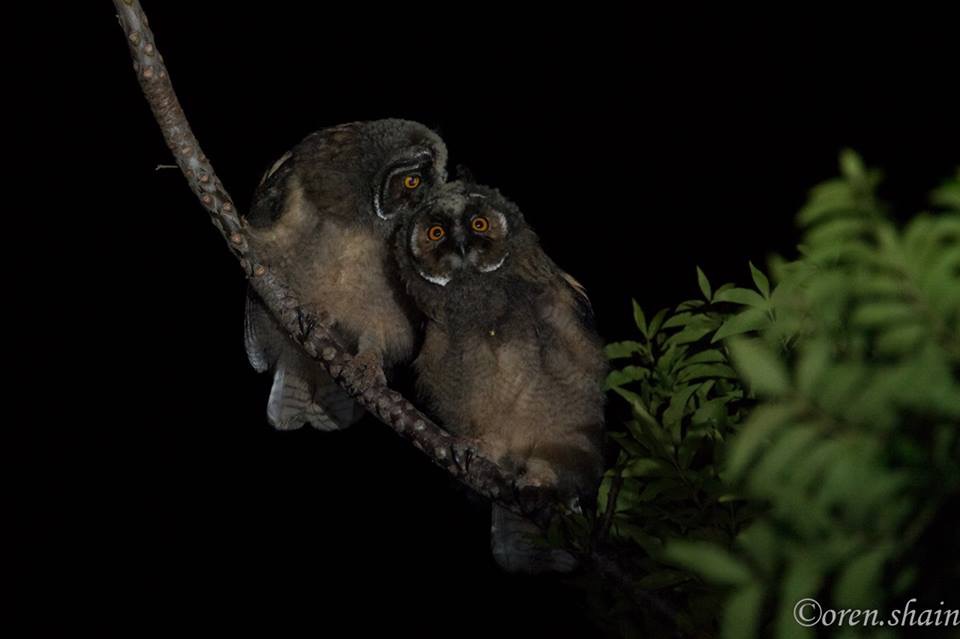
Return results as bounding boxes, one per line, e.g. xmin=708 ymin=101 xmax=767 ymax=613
xmin=427 ymin=225 xmax=445 ymax=241
xmin=403 ymin=175 xmax=422 ymax=190
xmin=471 ymin=216 xmax=490 ymax=233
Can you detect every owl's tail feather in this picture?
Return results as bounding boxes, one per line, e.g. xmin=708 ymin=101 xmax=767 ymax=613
xmin=490 ymin=505 xmax=579 ymax=574
xmin=246 ymin=288 xmax=364 ymax=431
xmin=266 ymin=363 xmax=363 ymax=432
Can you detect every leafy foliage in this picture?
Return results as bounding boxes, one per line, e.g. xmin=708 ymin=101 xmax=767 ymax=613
xmin=584 ymin=153 xmax=960 ymax=638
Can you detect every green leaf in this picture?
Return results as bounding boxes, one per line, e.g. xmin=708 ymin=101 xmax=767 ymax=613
xmin=833 ymin=544 xmax=892 ymax=612
xmin=849 ymin=301 xmax=916 ymax=328
xmin=749 ymin=261 xmax=770 ymax=299
xmin=677 ymin=363 xmax=739 ymax=383
xmin=713 ymin=287 xmax=768 ymax=307
xmin=609 ymin=431 xmax=645 ymax=456
xmin=680 ymin=349 xmax=727 ymax=366
xmin=725 ymin=404 xmax=798 ymax=480
xmin=809 ymin=178 xmax=852 ymax=204
xmin=633 ymin=569 xmax=691 ymax=590
xmin=665 ymin=541 xmax=752 ymax=586
xmin=595 ymin=472 xmax=614 ymax=514
xmin=874 ymin=324 xmax=926 ymax=356
xmin=625 ymin=416 xmax=673 ymax=460
xmin=604 ymin=366 xmax=647 ymax=390
xmin=636 ymin=477 xmax=676 ymax=501
xmin=815 ymin=363 xmax=866 ymax=416
xmin=697 ymin=266 xmax=712 ymax=300
xmin=712 ymin=307 xmax=769 ymax=342
xmin=796 ymin=338 xmax=831 ymax=397
xmin=776 ymin=556 xmax=823 ymax=639
xmin=748 ymin=424 xmax=820 ymax=496
xmin=727 ymin=338 xmax=790 ymax=397
xmin=931 ymin=179 xmax=960 ymax=210
xmin=797 ymin=199 xmax=856 ymax=228
xmin=661 ymin=312 xmax=697 ymax=329
xmin=713 ymin=282 xmax=736 ymax=298
xmin=663 ymin=384 xmax=699 ymax=432
xmin=737 ymin=522 xmax=779 ymax=574
xmin=722 ymin=582 xmax=763 ymax=639
xmin=805 ymin=217 xmax=870 ymax=247
xmin=632 ymin=299 xmax=647 ymax=335
xmin=624 ymin=457 xmax=673 ymax=478
xmin=612 ymin=387 xmax=656 ymax=424
xmin=815 ymin=450 xmax=874 ymax=510
xmin=690 ymin=397 xmax=732 ymax=428
xmin=668 ymin=323 xmax=719 ymax=346
xmin=677 ymin=299 xmax=706 ymax=311
xmin=677 ymin=432 xmax=707 ymax=468
xmin=604 ymin=340 xmax=645 ymax=360
xmin=840 ymin=148 xmax=866 ymax=183
xmin=648 ymin=308 xmax=670 ymax=337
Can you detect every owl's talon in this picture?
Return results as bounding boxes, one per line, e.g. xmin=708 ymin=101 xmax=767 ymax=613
xmin=452 ymin=440 xmax=481 ymax=470
xmin=296 ymin=309 xmax=316 ymax=342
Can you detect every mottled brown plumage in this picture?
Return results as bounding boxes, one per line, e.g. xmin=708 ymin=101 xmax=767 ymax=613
xmin=245 ymin=120 xmax=447 ymax=430
xmin=396 ymin=181 xmax=607 ymax=572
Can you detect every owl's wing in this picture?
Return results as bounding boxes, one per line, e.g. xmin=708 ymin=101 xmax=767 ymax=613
xmin=246 ymin=150 xmax=295 ymax=228
xmin=265 ymin=357 xmax=363 ymax=432
xmin=558 ymin=270 xmax=596 ymax=329
xmin=245 ymin=289 xmax=364 ymax=431
xmin=513 ymin=247 xmax=597 ymax=331
xmin=244 ymin=290 xmax=273 ymax=373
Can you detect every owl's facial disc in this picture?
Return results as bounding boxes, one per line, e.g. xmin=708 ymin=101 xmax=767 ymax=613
xmin=409 ymin=200 xmax=510 ymax=287
xmin=374 ymin=149 xmax=437 ymax=221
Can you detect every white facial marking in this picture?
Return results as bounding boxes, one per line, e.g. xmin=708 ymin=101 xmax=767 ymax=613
xmin=418 ymin=269 xmax=450 ymax=287
xmin=493 ymin=210 xmax=508 ymax=235
xmin=409 ymin=227 xmax=422 ymax=257
xmin=374 ymin=192 xmax=388 ymax=220
xmin=479 ymin=252 xmax=508 ymax=273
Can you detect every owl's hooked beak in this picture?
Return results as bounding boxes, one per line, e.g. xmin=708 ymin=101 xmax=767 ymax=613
xmin=455 ymin=240 xmax=468 ymax=259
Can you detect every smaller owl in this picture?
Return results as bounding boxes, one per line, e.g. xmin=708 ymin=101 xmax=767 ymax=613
xmin=395 ymin=181 xmax=608 ymax=573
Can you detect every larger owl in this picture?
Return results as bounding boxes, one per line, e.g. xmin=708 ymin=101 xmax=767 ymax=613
xmin=244 ymin=119 xmax=447 ymax=430
xmin=395 ymin=181 xmax=608 ymax=573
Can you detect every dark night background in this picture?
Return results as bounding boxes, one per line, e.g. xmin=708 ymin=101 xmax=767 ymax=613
xmin=18 ymin=2 xmax=957 ymax=635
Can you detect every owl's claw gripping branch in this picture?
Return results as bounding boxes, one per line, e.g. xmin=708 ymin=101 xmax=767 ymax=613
xmin=112 ymin=0 xmax=543 ymax=520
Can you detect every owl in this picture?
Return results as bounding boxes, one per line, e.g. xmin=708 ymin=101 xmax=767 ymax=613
xmin=244 ymin=119 xmax=447 ymax=431
xmin=395 ymin=181 xmax=608 ymax=572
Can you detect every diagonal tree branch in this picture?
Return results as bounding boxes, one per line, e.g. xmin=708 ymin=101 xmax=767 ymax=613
xmin=113 ymin=5 xmax=695 ymax=621
xmin=112 ymin=0 xmax=554 ymax=522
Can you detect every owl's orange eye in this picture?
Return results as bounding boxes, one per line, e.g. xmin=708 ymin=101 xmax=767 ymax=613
xmin=471 ymin=216 xmax=490 ymax=233
xmin=403 ymin=175 xmax=422 ymax=189
xmin=427 ymin=225 xmax=445 ymax=241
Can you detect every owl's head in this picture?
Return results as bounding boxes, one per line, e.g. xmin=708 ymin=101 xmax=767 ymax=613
xmin=254 ymin=119 xmax=448 ymax=234
xmin=359 ymin=119 xmax=448 ymax=225
xmin=400 ymin=181 xmax=530 ymax=288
